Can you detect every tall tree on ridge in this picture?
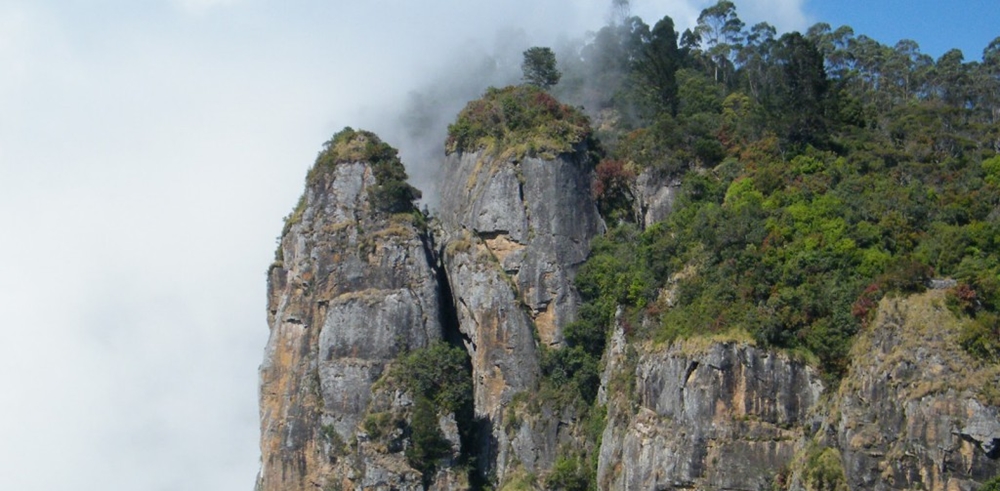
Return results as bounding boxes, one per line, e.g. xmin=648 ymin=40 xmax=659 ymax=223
xmin=522 ymin=46 xmax=562 ymax=89
xmin=633 ymin=15 xmax=682 ymax=116
xmin=694 ymin=0 xmax=745 ymax=86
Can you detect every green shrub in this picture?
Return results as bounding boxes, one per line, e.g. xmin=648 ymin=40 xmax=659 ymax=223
xmin=362 ymin=412 xmax=396 ymax=441
xmin=446 ymin=85 xmax=593 ymax=160
xmin=544 ymin=455 xmax=590 ymax=491
xmin=393 ymin=342 xmax=472 ymax=414
xmin=405 ymin=396 xmax=452 ymax=483
xmin=539 ymin=345 xmax=601 ymax=405
xmin=308 ymin=127 xmax=420 ymax=213
xmin=981 ymin=475 xmax=1000 ymax=491
xmin=803 ymin=446 xmax=848 ymax=491
xmin=958 ymin=313 xmax=1000 ymax=363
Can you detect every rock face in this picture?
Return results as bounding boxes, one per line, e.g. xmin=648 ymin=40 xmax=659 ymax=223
xmin=597 ymin=333 xmax=824 ymax=490
xmin=436 ymin=149 xmax=602 ymax=479
xmin=259 ymin=149 xmax=455 ymax=490
xmin=824 ymin=291 xmax=1000 ymax=491
xmin=257 ymin=129 xmax=1000 ymax=490
xmin=632 ymin=168 xmax=678 ymax=229
xmin=595 ymin=292 xmax=1000 ymax=491
xmin=438 ymin=151 xmax=603 ymax=347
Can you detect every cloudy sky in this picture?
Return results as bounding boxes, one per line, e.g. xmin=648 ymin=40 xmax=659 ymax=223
xmin=1 ymin=1 xmax=996 ymax=490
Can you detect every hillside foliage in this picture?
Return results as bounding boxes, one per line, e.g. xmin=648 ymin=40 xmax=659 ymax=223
xmin=310 ymin=127 xmax=421 ymax=213
xmin=550 ymin=0 xmax=1000 ymax=382
xmin=445 ymin=85 xmax=593 ymax=160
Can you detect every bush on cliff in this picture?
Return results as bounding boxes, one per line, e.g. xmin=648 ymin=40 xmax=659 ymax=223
xmin=309 ymin=127 xmax=421 ymax=213
xmin=445 ymin=85 xmax=593 ymax=160
xmin=393 ymin=342 xmax=472 ymax=414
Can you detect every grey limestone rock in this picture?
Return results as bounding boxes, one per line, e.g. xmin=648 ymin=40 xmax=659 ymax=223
xmin=829 ymin=291 xmax=1000 ymax=491
xmin=598 ymin=341 xmax=823 ymax=491
xmin=632 ymin=167 xmax=678 ymax=228
xmin=259 ymin=157 xmax=450 ymax=491
xmin=436 ymin=148 xmax=602 ymax=481
xmin=438 ymin=150 xmax=602 ymax=348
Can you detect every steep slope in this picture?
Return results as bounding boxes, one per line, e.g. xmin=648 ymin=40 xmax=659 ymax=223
xmin=435 ymin=85 xmax=603 ymax=480
xmin=821 ymin=290 xmax=1000 ymax=491
xmin=597 ymin=329 xmax=824 ymax=490
xmin=256 ymin=85 xmax=1000 ymax=490
xmin=438 ymin=151 xmax=603 ymax=347
xmin=258 ymin=129 xmax=460 ymax=491
xmin=595 ymin=290 xmax=1000 ymax=491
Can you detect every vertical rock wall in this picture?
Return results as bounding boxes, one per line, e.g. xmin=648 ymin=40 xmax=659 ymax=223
xmin=597 ymin=335 xmax=824 ymax=490
xmin=259 ymin=159 xmax=448 ymax=491
xmin=436 ymin=149 xmax=602 ymax=479
xmin=256 ymin=134 xmax=1000 ymax=491
xmin=825 ymin=291 xmax=1000 ymax=491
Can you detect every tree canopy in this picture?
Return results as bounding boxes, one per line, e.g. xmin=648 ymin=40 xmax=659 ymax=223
xmin=546 ymin=0 xmax=1000 ymax=381
xmin=522 ymin=46 xmax=562 ymax=89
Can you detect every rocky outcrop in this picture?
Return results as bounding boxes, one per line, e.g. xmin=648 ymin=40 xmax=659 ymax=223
xmin=257 ymin=128 xmax=1000 ymax=491
xmin=438 ymin=151 xmax=602 ymax=347
xmin=821 ymin=290 xmax=1000 ymax=491
xmin=595 ymin=291 xmax=1000 ymax=491
xmin=632 ymin=168 xmax=678 ymax=228
xmin=436 ymin=149 xmax=602 ymax=480
xmin=259 ymin=133 xmax=456 ymax=491
xmin=597 ymin=332 xmax=824 ymax=491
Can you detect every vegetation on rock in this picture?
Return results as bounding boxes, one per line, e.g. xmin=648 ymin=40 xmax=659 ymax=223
xmin=390 ymin=342 xmax=474 ymax=483
xmin=445 ymin=85 xmax=593 ymax=160
xmin=270 ymin=1 xmax=1000 ymax=489
xmin=556 ymin=0 xmax=1000 ymax=378
xmin=392 ymin=342 xmax=472 ymax=414
xmin=521 ymin=46 xmax=561 ymax=89
xmin=309 ymin=127 xmax=421 ymax=213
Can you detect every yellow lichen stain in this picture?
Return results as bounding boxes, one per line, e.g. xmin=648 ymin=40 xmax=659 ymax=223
xmin=733 ymin=362 xmax=748 ymax=418
xmin=714 ymin=398 xmax=729 ymax=420
xmin=473 ymin=311 xmax=511 ymax=416
xmin=533 ymin=301 xmax=558 ymax=347
xmin=258 ymin=288 xmax=335 ymax=491
xmin=484 ymin=233 xmax=525 ymax=265
xmin=333 ymin=288 xmax=390 ymax=305
xmin=958 ymin=438 xmax=975 ymax=473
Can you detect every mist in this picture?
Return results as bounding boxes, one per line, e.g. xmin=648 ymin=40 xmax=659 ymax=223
xmin=0 ymin=1 xmax=810 ymax=490
xmin=343 ymin=0 xmax=810 ymax=208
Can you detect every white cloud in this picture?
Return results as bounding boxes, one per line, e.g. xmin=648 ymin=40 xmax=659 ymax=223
xmin=0 ymin=1 xmax=813 ymax=490
xmin=172 ymin=0 xmax=243 ymax=15
xmin=636 ymin=0 xmax=811 ymax=32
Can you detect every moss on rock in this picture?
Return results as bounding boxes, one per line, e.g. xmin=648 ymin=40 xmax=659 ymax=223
xmin=446 ymin=85 xmax=593 ymax=160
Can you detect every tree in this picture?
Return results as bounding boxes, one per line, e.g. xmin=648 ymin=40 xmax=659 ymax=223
xmin=405 ymin=396 xmax=451 ymax=484
xmin=611 ymin=0 xmax=631 ymax=26
xmin=632 ymin=15 xmax=682 ymax=116
xmin=770 ymin=32 xmax=829 ymax=144
xmin=933 ymin=49 xmax=972 ymax=108
xmin=522 ymin=46 xmax=561 ymax=89
xmin=981 ymin=36 xmax=1000 ymax=123
xmin=737 ymin=22 xmax=776 ymax=100
xmin=693 ymin=0 xmax=745 ymax=85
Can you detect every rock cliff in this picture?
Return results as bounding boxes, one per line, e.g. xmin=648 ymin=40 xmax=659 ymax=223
xmin=257 ymin=119 xmax=1000 ymax=491
xmin=436 ymin=148 xmax=603 ymax=480
xmin=820 ymin=290 xmax=1000 ymax=491
xmin=597 ymin=330 xmax=824 ymax=490
xmin=258 ymin=130 xmax=463 ymax=491
xmin=437 ymin=150 xmax=603 ymax=348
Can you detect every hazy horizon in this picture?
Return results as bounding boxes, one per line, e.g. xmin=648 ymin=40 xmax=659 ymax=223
xmin=1 ymin=1 xmax=997 ymax=489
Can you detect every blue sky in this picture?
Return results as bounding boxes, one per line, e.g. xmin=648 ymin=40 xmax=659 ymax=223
xmin=0 ymin=1 xmax=995 ymax=490
xmin=807 ymin=0 xmax=1000 ymax=61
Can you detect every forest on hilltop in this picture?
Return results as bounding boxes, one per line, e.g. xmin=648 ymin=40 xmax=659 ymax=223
xmin=441 ymin=0 xmax=1000 ymax=413
xmin=470 ymin=3 xmax=1000 ymax=487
